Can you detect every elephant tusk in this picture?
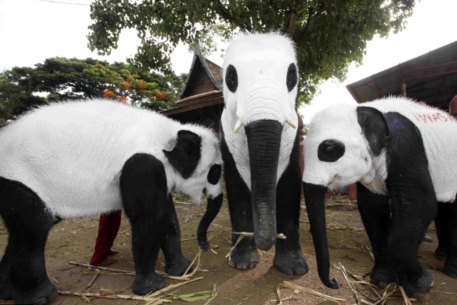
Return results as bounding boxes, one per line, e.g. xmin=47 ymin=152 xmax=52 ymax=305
xmin=286 ymin=117 xmax=297 ymax=129
xmin=234 ymin=119 xmax=243 ymax=132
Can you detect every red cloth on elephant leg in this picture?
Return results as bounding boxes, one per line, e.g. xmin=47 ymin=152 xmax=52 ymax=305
xmin=90 ymin=210 xmax=122 ymax=266
xmin=347 ymin=183 xmax=357 ymax=201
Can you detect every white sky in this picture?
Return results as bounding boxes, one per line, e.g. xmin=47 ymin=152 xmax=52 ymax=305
xmin=0 ymin=0 xmax=456 ymax=123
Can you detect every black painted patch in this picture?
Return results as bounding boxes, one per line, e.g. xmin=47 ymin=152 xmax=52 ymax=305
xmin=120 ymin=152 xmax=168 ymax=222
xmin=318 ymin=139 xmax=345 ymax=162
xmin=207 ymin=164 xmax=221 ymax=185
xmin=0 ymin=177 xmax=60 ymax=232
xmin=0 ymin=177 xmax=60 ymax=304
xmin=275 ymin=126 xmax=304 ymax=251
xmin=220 ymin=126 xmax=256 ymax=250
xmin=286 ymin=63 xmax=297 ymax=92
xmin=163 ymin=130 xmax=201 ymax=179
xmin=384 ymin=111 xmax=429 ymax=178
xmin=225 ymin=64 xmax=238 ymax=93
xmin=382 ymin=112 xmax=438 ymax=293
xmin=120 ymin=153 xmax=181 ymax=294
xmin=357 ymin=107 xmax=388 ymax=156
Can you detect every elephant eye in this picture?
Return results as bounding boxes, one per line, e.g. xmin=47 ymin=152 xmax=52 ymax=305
xmin=318 ymin=139 xmax=345 ymax=162
xmin=225 ymin=65 xmax=238 ymax=93
xmin=286 ymin=63 xmax=297 ymax=92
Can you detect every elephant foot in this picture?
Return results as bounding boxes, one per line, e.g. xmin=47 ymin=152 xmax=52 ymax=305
xmin=370 ymin=264 xmax=399 ymax=289
xmin=273 ymin=248 xmax=309 ymax=275
xmin=14 ymin=281 xmax=58 ymax=305
xmin=435 ymin=246 xmax=447 ymax=261
xmin=400 ymin=265 xmax=434 ymax=297
xmin=444 ymin=255 xmax=457 ymax=278
xmin=132 ymin=273 xmax=165 ymax=295
xmin=228 ymin=247 xmax=259 ymax=270
xmin=165 ymin=256 xmax=191 ymax=276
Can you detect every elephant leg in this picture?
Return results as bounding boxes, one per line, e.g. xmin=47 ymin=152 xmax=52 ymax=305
xmin=0 ymin=178 xmax=59 ymax=305
xmin=444 ymin=200 xmax=457 ymax=277
xmin=388 ymin=192 xmax=435 ymax=297
xmin=221 ymin=138 xmax=259 ymax=270
xmin=274 ymin=132 xmax=308 ymax=275
xmin=382 ymin=111 xmax=436 ymax=296
xmin=435 ymin=202 xmax=451 ymax=261
xmin=357 ymin=182 xmax=397 ymax=288
xmin=120 ymin=153 xmax=168 ymax=295
xmin=160 ymin=195 xmax=191 ymax=276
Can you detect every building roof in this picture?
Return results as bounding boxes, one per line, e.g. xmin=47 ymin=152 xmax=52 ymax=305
xmin=162 ymin=44 xmax=223 ymax=117
xmin=346 ymin=41 xmax=457 ymax=110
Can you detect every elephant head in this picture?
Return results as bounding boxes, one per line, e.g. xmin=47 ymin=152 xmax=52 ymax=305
xmin=163 ymin=127 xmax=224 ymax=239
xmin=221 ymin=33 xmax=299 ymax=250
xmin=303 ymin=104 xmax=388 ymax=289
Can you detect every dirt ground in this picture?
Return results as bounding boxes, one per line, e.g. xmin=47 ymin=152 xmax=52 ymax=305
xmin=1 ymin=193 xmax=457 ymax=305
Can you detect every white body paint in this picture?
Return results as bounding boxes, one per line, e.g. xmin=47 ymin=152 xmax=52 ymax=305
xmin=304 ymin=97 xmax=457 ymax=202
xmin=221 ymin=33 xmax=298 ymax=188
xmin=0 ymin=100 xmax=222 ymax=218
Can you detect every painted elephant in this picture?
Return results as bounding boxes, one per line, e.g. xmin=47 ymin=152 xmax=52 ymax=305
xmin=302 ymin=97 xmax=457 ymax=296
xmin=210 ymin=33 xmax=308 ymax=274
xmin=0 ymin=99 xmax=223 ymax=304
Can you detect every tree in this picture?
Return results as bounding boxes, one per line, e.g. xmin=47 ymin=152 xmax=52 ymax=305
xmin=0 ymin=75 xmax=47 ymax=125
xmin=0 ymin=57 xmax=185 ymax=124
xmin=87 ymin=0 xmax=415 ymax=104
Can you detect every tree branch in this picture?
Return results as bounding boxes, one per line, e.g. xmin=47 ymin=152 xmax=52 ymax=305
xmin=215 ymin=0 xmax=251 ymax=32
xmin=298 ymin=7 xmax=315 ymax=41
xmin=287 ymin=0 xmax=299 ymax=38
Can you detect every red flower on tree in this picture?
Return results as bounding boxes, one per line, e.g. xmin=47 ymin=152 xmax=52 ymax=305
xmin=156 ymin=92 xmax=164 ymax=99
xmin=119 ymin=95 xmax=127 ymax=103
xmin=103 ymin=89 xmax=114 ymax=97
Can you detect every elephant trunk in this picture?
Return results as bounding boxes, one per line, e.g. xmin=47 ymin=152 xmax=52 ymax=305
xmin=303 ymin=182 xmax=340 ymax=289
xmin=197 ymin=193 xmax=223 ymax=251
xmin=245 ymin=120 xmax=282 ymax=250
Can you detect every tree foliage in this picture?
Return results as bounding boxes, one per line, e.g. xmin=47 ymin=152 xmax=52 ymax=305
xmin=0 ymin=57 xmax=184 ymax=125
xmin=88 ymin=0 xmax=415 ymax=105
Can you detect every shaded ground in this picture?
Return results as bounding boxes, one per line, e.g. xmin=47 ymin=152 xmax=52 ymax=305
xmin=1 ymin=193 xmax=456 ymax=305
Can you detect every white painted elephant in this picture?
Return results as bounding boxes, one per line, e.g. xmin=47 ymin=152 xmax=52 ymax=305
xmin=0 ymin=99 xmax=223 ymax=304
xmin=303 ymin=97 xmax=457 ymax=296
xmin=204 ymin=33 xmax=308 ymax=274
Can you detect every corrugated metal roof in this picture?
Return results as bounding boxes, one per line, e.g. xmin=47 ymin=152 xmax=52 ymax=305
xmin=346 ymin=41 xmax=457 ymax=110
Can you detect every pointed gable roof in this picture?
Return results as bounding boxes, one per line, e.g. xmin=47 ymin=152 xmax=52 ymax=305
xmin=178 ymin=44 xmax=222 ymax=100
xmin=162 ymin=44 xmax=223 ymax=117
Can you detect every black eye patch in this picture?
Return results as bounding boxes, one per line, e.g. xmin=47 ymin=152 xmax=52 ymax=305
xmin=207 ymin=164 xmax=221 ymax=185
xmin=318 ymin=139 xmax=345 ymax=162
xmin=286 ymin=63 xmax=297 ymax=92
xmin=225 ymin=65 xmax=238 ymax=92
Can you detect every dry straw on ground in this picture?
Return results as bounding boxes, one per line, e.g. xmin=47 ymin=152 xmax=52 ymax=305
xmin=61 ymin=249 xmax=218 ymax=304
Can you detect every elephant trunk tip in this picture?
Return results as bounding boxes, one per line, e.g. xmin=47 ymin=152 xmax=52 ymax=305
xmin=254 ymin=234 xmax=276 ymax=251
xmin=323 ymin=277 xmax=341 ymax=289
xmin=252 ymin=207 xmax=277 ymax=250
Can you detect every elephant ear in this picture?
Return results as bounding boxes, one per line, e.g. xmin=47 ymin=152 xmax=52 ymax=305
xmin=163 ymin=130 xmax=202 ymax=179
xmin=356 ymin=106 xmax=389 ymax=156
